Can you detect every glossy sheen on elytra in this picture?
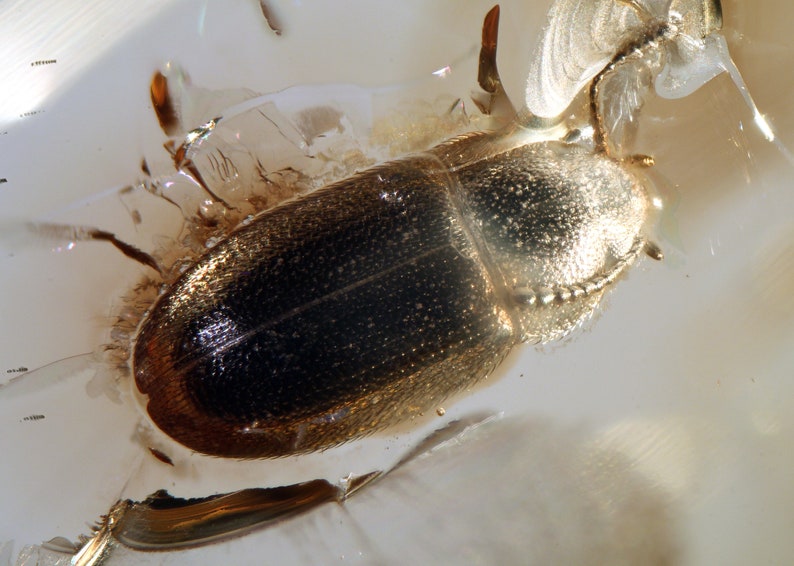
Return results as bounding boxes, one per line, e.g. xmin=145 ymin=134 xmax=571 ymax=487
xmin=133 ymin=130 xmax=648 ymax=458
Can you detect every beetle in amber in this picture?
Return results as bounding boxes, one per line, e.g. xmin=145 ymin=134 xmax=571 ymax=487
xmin=133 ymin=0 xmax=723 ymax=459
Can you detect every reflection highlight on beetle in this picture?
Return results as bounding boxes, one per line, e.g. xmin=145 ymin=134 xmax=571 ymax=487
xmin=6 ymin=0 xmax=776 ymax=560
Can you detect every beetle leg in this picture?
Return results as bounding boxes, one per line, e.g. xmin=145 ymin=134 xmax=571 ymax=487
xmin=589 ymin=21 xmax=672 ymax=156
xmin=258 ymin=1 xmax=283 ymax=36
xmin=471 ymin=5 xmax=516 ymax=120
xmin=624 ymin=153 xmax=655 ymax=167
xmin=27 ymin=223 xmax=163 ymax=275
xmin=150 ymin=71 xmax=181 ymax=137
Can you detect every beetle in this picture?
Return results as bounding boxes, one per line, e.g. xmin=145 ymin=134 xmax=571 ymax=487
xmin=131 ymin=0 xmax=725 ymax=459
xmin=133 ymin=129 xmax=651 ymax=458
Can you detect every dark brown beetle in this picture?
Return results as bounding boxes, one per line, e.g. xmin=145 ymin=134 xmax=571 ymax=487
xmin=134 ymin=132 xmax=649 ymax=458
xmin=133 ymin=0 xmax=724 ymax=459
